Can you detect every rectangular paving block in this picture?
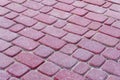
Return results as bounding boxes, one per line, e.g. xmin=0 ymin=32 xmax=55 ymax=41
xmin=12 ymin=36 xmax=39 ymax=50
xmin=39 ymin=35 xmax=66 ymax=50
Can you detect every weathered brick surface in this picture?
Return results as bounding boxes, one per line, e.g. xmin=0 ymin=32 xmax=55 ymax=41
xmin=78 ymin=38 xmax=105 ymax=54
xmin=62 ymin=33 xmax=81 ymax=43
xmin=9 ymin=77 xmax=19 ymax=80
xmin=19 ymin=28 xmax=44 ymax=40
xmin=84 ymin=30 xmax=96 ymax=38
xmin=71 ymin=8 xmax=88 ymax=16
xmin=11 ymin=0 xmax=26 ymax=3
xmin=38 ymin=61 xmax=60 ymax=76
xmin=32 ymin=22 xmax=46 ymax=30
xmin=55 ymin=69 xmax=85 ymax=80
xmin=63 ymin=23 xmax=88 ymax=35
xmin=85 ymin=4 xmax=106 ymax=13
xmin=85 ymin=12 xmax=107 ymax=22
xmin=68 ymin=15 xmax=91 ymax=27
xmin=102 ymin=48 xmax=120 ymax=60
xmin=0 ymin=7 xmax=10 ymax=16
xmin=39 ymin=35 xmax=66 ymax=50
xmin=54 ymin=2 xmax=75 ymax=12
xmin=23 ymin=1 xmax=43 ymax=10
xmin=6 ymin=3 xmax=26 ymax=13
xmin=0 ymin=17 xmax=15 ymax=28
xmin=4 ymin=46 xmax=21 ymax=57
xmin=5 ymin=12 xmax=18 ymax=19
xmin=0 ymin=39 xmax=11 ymax=51
xmin=110 ymin=4 xmax=120 ymax=12
xmin=83 ymin=0 xmax=105 ymax=6
xmin=103 ymin=2 xmax=112 ymax=8
xmin=0 ymin=70 xmax=10 ymax=80
xmin=57 ymin=0 xmax=74 ymax=4
xmin=7 ymin=62 xmax=29 ymax=77
xmin=50 ymin=9 xmax=71 ymax=19
xmin=60 ymin=44 xmax=77 ymax=55
xmin=116 ymin=43 xmax=120 ymax=50
xmin=15 ymin=52 xmax=44 ymax=69
xmin=9 ymin=24 xmax=25 ymax=32
xmin=14 ymin=15 xmax=37 ymax=27
xmin=92 ymin=32 xmax=119 ymax=47
xmin=102 ymin=60 xmax=120 ymax=76
xmin=0 ymin=54 xmax=13 ymax=69
xmin=73 ymin=1 xmax=87 ymax=8
xmin=107 ymin=75 xmax=120 ymax=80
xmin=34 ymin=13 xmax=57 ymax=25
xmin=40 ymin=6 xmax=53 ymax=13
xmin=42 ymin=26 xmax=66 ymax=38
xmin=0 ymin=28 xmax=18 ymax=41
xmin=104 ymin=18 xmax=115 ymax=25
xmin=112 ymin=21 xmax=120 ymax=29
xmin=73 ymin=62 xmax=90 ymax=75
xmin=108 ymin=0 xmax=120 ymax=4
xmin=73 ymin=48 xmax=93 ymax=61
xmin=88 ymin=22 xmax=102 ymax=30
xmin=23 ymin=9 xmax=39 ymax=17
xmin=88 ymin=55 xmax=105 ymax=67
xmin=34 ymin=45 xmax=54 ymax=58
xmin=54 ymin=20 xmax=66 ymax=28
xmin=99 ymin=25 xmax=120 ymax=38
xmin=22 ymin=71 xmax=52 ymax=80
xmin=0 ymin=0 xmax=10 ymax=6
xmin=13 ymin=36 xmax=39 ymax=50
xmin=42 ymin=0 xmax=57 ymax=6
xmin=48 ymin=52 xmax=77 ymax=69
xmin=1 ymin=0 xmax=120 ymax=79
xmin=86 ymin=69 xmax=107 ymax=80
xmin=105 ymin=10 xmax=120 ymax=20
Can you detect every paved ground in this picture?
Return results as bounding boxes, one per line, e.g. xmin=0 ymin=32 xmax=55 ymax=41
xmin=1 ymin=0 xmax=120 ymax=80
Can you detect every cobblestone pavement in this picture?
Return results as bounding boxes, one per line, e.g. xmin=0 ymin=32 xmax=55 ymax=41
xmin=1 ymin=0 xmax=120 ymax=80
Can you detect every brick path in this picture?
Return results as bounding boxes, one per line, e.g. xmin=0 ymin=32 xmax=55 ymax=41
xmin=1 ymin=0 xmax=120 ymax=80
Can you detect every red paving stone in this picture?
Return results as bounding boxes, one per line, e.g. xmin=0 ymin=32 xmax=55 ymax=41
xmin=73 ymin=62 xmax=90 ymax=75
xmin=38 ymin=61 xmax=60 ymax=76
xmin=55 ymin=69 xmax=85 ymax=80
xmin=0 ymin=70 xmax=10 ymax=80
xmin=48 ymin=52 xmax=77 ymax=69
xmin=1 ymin=0 xmax=120 ymax=80
xmin=15 ymin=52 xmax=44 ymax=69
xmin=86 ymin=69 xmax=107 ymax=80
xmin=7 ymin=62 xmax=29 ymax=77
xmin=0 ymin=54 xmax=13 ymax=69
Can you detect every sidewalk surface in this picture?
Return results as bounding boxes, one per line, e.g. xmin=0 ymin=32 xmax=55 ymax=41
xmin=1 ymin=0 xmax=120 ymax=80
